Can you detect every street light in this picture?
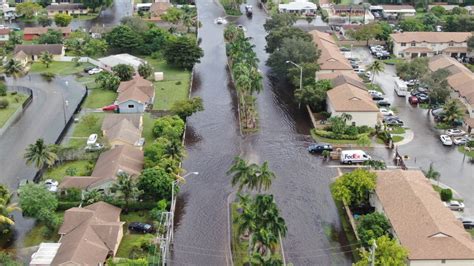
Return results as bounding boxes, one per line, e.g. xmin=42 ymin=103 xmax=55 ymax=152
xmin=285 ymin=60 xmax=303 ymax=92
xmin=170 ymin=171 xmax=199 ymax=241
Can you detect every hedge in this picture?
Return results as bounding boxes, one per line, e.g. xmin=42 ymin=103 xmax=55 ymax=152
xmin=57 ymin=200 xmax=157 ymax=211
xmin=57 ymin=201 xmax=81 ymax=210
xmin=314 ymin=129 xmax=361 ymax=140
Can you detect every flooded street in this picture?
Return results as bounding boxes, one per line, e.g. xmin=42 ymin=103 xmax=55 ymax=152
xmin=172 ymin=1 xmax=352 ymax=265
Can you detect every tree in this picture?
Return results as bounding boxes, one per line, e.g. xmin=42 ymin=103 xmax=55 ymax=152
xmin=138 ymin=167 xmax=175 ymax=201
xmin=263 ymin=13 xmax=297 ymax=32
xmin=265 ymin=27 xmax=311 ymax=53
xmin=331 ymin=169 xmax=377 ymax=207
xmin=0 ymin=187 xmax=19 ymax=228
xmin=170 ymin=97 xmax=204 ymax=119
xmin=287 ymin=62 xmax=319 ymax=88
xmin=355 ymin=235 xmax=408 ymax=266
xmin=395 ymin=57 xmax=428 ymax=81
xmin=430 ymin=5 xmax=446 ymax=17
xmin=254 ymin=162 xmax=275 ymax=193
xmin=3 ymin=59 xmax=24 ymax=79
xmin=106 ymin=25 xmax=143 ymax=53
xmin=357 ymin=134 xmax=371 ymax=147
xmin=163 ymin=36 xmax=203 ymax=69
xmin=39 ymin=51 xmax=53 ymax=68
xmin=19 ymin=184 xmax=58 ymax=217
xmin=83 ymin=39 xmax=108 ymax=57
xmin=138 ymin=62 xmax=153 ymax=79
xmin=24 ymin=139 xmax=58 ymax=169
xmin=423 ymin=13 xmax=440 ymax=31
xmin=367 ymin=60 xmax=384 ymax=82
xmin=161 ymin=7 xmax=184 ymax=24
xmin=422 ymin=69 xmax=450 ymax=105
xmin=38 ymin=14 xmax=52 ymax=27
xmin=227 ymin=157 xmax=257 ymax=192
xmin=152 ymin=115 xmax=185 ymax=139
xmin=111 ymin=64 xmax=134 ymax=81
xmin=120 ymin=16 xmax=149 ymax=33
xmin=375 ymin=21 xmax=392 ymax=41
xmin=348 ymin=23 xmax=382 ymax=45
xmin=5 ymin=32 xmax=22 ymax=51
xmin=37 ymin=29 xmax=63 ymax=44
xmin=15 ymin=2 xmax=43 ymax=19
xmin=95 ymin=72 xmax=121 ymax=91
xmin=294 ymin=79 xmax=332 ymax=111
xmin=468 ymin=35 xmax=474 ymax=52
xmin=80 ymin=0 xmax=113 ymax=12
xmin=0 ymin=251 xmax=20 ymax=266
xmin=54 ymin=13 xmax=72 ymax=27
xmin=445 ymin=15 xmax=474 ymax=32
xmin=440 ymin=188 xmax=453 ymax=202
xmin=112 ymin=172 xmax=142 ymax=212
xmin=399 ymin=17 xmax=425 ymax=32
xmin=163 ymin=139 xmax=186 ymax=161
xmin=357 ymin=212 xmax=391 ymax=247
xmin=442 ymin=99 xmax=463 ymax=125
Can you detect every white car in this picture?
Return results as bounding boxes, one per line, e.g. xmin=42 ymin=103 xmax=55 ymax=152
xmin=405 ymin=79 xmax=417 ymax=86
xmin=440 ymin=135 xmax=453 ymax=146
xmin=88 ymin=68 xmax=103 ymax=75
xmin=379 ymin=108 xmax=394 ymax=116
xmin=444 ymin=200 xmax=465 ymax=211
xmin=355 ymin=68 xmax=365 ymax=74
xmin=368 ymin=90 xmax=382 ymax=97
xmin=87 ymin=134 xmax=98 ymax=145
xmin=365 ymin=71 xmax=372 ymax=79
xmin=446 ymin=129 xmax=466 ymax=137
xmin=215 ymin=17 xmax=225 ymax=24
xmin=44 ymin=179 xmax=59 ymax=192
xmin=452 ymin=136 xmax=467 ymax=145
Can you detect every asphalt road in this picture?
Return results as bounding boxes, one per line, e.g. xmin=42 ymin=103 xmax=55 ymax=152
xmin=352 ymin=47 xmax=474 ymax=217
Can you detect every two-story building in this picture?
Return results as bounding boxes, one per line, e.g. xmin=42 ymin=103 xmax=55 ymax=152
xmin=391 ymin=32 xmax=472 ymax=59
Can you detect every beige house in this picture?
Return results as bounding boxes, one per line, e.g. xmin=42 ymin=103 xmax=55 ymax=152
xmin=101 ymin=114 xmax=144 ymax=148
xmin=46 ymin=3 xmax=89 ymax=16
xmin=50 ymin=202 xmax=124 ymax=265
xmin=370 ymin=170 xmax=474 ymax=265
xmin=13 ymin=50 xmax=29 ymax=68
xmin=381 ymin=4 xmax=416 ymax=17
xmin=391 ymin=32 xmax=472 ymax=59
xmin=326 ymin=74 xmax=379 ymax=126
xmin=13 ymin=44 xmax=65 ymax=61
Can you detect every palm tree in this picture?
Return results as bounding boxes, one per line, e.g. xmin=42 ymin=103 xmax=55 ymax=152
xmin=39 ymin=51 xmax=53 ymax=68
xmin=367 ymin=60 xmax=385 ymax=82
xmin=235 ymin=194 xmax=257 ymax=236
xmin=254 ymin=195 xmax=287 ymax=238
xmin=227 ymin=157 xmax=255 ymax=192
xmin=0 ymin=194 xmax=19 ymax=227
xmin=24 ymin=139 xmax=58 ymax=169
xmin=252 ymin=227 xmax=278 ymax=256
xmin=442 ymin=99 xmax=463 ymax=125
xmin=164 ymin=140 xmax=186 ymax=161
xmin=423 ymin=162 xmax=440 ymax=185
xmin=4 ymin=59 xmax=24 ymax=78
xmin=340 ymin=113 xmax=353 ymax=124
xmin=254 ymin=162 xmax=275 ymax=192
xmin=112 ymin=172 xmax=142 ymax=212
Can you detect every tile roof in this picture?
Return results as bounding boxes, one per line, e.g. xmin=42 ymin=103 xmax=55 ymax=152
xmin=116 ymin=76 xmax=154 ymax=104
xmin=391 ymin=32 xmax=471 ymax=43
xmin=309 ymin=30 xmax=353 ymax=71
xmin=327 ymin=75 xmax=378 ymax=112
xmin=46 ymin=3 xmax=87 ymax=11
xmin=374 ymin=170 xmax=474 ymax=260
xmin=381 ymin=4 xmax=415 ymax=10
xmin=13 ymin=50 xmax=28 ymax=61
xmin=13 ymin=44 xmax=63 ymax=56
xmin=105 ymin=119 xmax=142 ymax=146
xmin=91 ymin=145 xmax=144 ymax=181
xmin=58 ymin=176 xmax=103 ymax=190
xmin=150 ymin=2 xmax=172 ymax=16
xmin=23 ymin=27 xmax=71 ymax=35
xmin=402 ymin=47 xmax=433 ymax=53
xmin=52 ymin=202 xmax=124 ymax=265
xmin=317 ymin=70 xmax=361 ymax=81
xmin=0 ymin=28 xmax=10 ymax=35
xmin=101 ymin=114 xmax=142 ymax=132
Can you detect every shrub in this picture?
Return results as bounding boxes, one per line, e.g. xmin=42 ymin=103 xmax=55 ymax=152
xmin=440 ymin=188 xmax=453 ymax=202
xmin=0 ymin=83 xmax=6 ymax=96
xmin=357 ymin=212 xmax=392 ymax=248
xmin=10 ymin=91 xmax=17 ymax=96
xmin=345 ymin=126 xmax=359 ymax=136
xmin=152 ymin=115 xmax=185 ymax=139
xmin=0 ymin=99 xmax=9 ymax=109
xmin=58 ymin=188 xmax=82 ymax=202
xmin=467 ymin=140 xmax=474 ymax=148
xmin=57 ymin=201 xmax=81 ymax=210
xmin=357 ymin=125 xmax=372 ymax=134
xmin=313 ymin=129 xmax=360 ymax=140
xmin=41 ymin=72 xmax=56 ymax=82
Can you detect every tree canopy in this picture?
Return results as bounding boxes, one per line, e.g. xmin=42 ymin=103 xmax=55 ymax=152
xmin=152 ymin=115 xmax=185 ymax=139
xmin=357 ymin=212 xmax=392 ymax=248
xmin=263 ymin=13 xmax=297 ymax=32
xmin=170 ymin=97 xmax=204 ymax=120
xmin=331 ymin=169 xmax=377 ymax=207
xmin=355 ymin=235 xmax=408 ymax=266
xmin=54 ymin=13 xmax=73 ymax=27
xmin=111 ymin=64 xmax=134 ymax=81
xmin=19 ymin=184 xmax=58 ymax=217
xmin=106 ymin=25 xmax=143 ymax=53
xmin=294 ymin=79 xmax=332 ymax=111
xmin=395 ymin=57 xmax=428 ymax=81
xmin=37 ymin=29 xmax=63 ymax=44
xmin=163 ymin=36 xmax=203 ymax=69
xmin=265 ymin=27 xmax=311 ymax=53
xmin=138 ymin=167 xmax=175 ymax=201
xmin=15 ymin=2 xmax=43 ymax=19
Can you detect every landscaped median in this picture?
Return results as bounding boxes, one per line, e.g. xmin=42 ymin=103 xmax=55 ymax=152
xmin=0 ymin=91 xmax=29 ymax=129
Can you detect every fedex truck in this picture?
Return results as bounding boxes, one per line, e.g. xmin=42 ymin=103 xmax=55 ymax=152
xmin=340 ymin=150 xmax=371 ymax=164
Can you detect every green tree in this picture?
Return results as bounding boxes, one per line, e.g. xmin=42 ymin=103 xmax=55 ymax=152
xmin=19 ymin=184 xmax=58 ymax=217
xmin=265 ymin=27 xmax=311 ymax=53
xmin=442 ymin=99 xmax=463 ymax=125
xmin=152 ymin=115 xmax=185 ymax=139
xmin=137 ymin=62 xmax=153 ymax=79
xmin=163 ymin=139 xmax=186 ymax=161
xmin=357 ymin=134 xmax=371 ymax=147
xmin=430 ymin=5 xmax=446 ymax=17
xmin=170 ymin=97 xmax=204 ymax=119
xmin=83 ymin=39 xmax=108 ymax=57
xmin=38 ymin=14 xmax=52 ymax=27
xmin=161 ymin=7 xmax=184 ymax=24
xmin=39 ymin=51 xmax=53 ymax=68
xmin=80 ymin=0 xmax=113 ymax=12
xmin=83 ymin=189 xmax=104 ymax=205
xmin=37 ymin=29 xmax=63 ymax=44
xmin=106 ymin=25 xmax=143 ymax=53
xmin=254 ymin=161 xmax=275 ymax=193
xmin=144 ymin=137 xmax=168 ymax=168
xmin=355 ymin=235 xmax=408 ymax=266
xmin=468 ymin=35 xmax=474 ymax=52
xmin=375 ymin=21 xmax=392 ymax=41
xmin=54 ymin=13 xmax=73 ymax=27
xmin=0 ymin=187 xmax=20 ymax=227
xmin=444 ymin=15 xmax=474 ymax=32
xmin=423 ymin=69 xmax=450 ymax=105
xmin=451 ymin=6 xmax=468 ymax=15
xmin=111 ymin=64 xmax=134 ymax=81
xmin=112 ymin=172 xmax=142 ymax=212
xmin=0 ymin=251 xmax=20 ymax=266
xmin=357 ymin=212 xmax=391 ymax=248
xmin=95 ymin=72 xmax=121 ymax=91
xmin=395 ymin=57 xmax=428 ymax=81
xmin=120 ymin=16 xmax=149 ymax=33
xmin=367 ymin=60 xmax=384 ymax=82
xmin=287 ymin=62 xmax=319 ymax=88
xmin=24 ymin=139 xmax=58 ymax=169
xmin=5 ymin=32 xmax=23 ymax=52
xmin=138 ymin=167 xmax=175 ymax=201
xmin=15 ymin=2 xmax=43 ymax=19
xmin=294 ymin=79 xmax=332 ymax=111
xmin=399 ymin=17 xmax=425 ymax=32
xmin=423 ymin=13 xmax=440 ymax=31
xmin=227 ymin=157 xmax=256 ymax=192
xmin=3 ymin=59 xmax=24 ymax=79
xmin=331 ymin=169 xmax=377 ymax=207
xmin=348 ymin=23 xmax=382 ymax=45
xmin=263 ymin=13 xmax=297 ymax=32
xmin=163 ymin=36 xmax=203 ymax=69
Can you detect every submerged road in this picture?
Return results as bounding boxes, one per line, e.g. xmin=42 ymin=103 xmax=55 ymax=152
xmin=172 ymin=1 xmax=352 ymax=265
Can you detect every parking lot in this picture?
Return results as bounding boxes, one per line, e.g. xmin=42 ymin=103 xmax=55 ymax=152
xmin=349 ymin=47 xmax=474 ymax=217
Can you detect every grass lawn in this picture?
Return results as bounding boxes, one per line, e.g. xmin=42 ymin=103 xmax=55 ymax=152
xmin=72 ymin=13 xmax=99 ymax=20
xmin=468 ymin=229 xmax=474 ymax=238
xmin=29 ymin=62 xmax=94 ymax=76
xmin=458 ymin=146 xmax=474 ymax=158
xmin=383 ymin=58 xmax=404 ymax=65
xmin=83 ymin=88 xmax=117 ymax=109
xmin=332 ymin=198 xmax=361 ymax=261
xmin=116 ymin=211 xmax=154 ymax=258
xmin=67 ymin=113 xmax=105 ymax=149
xmin=0 ymin=92 xmax=28 ymax=128
xmin=392 ymin=135 xmax=404 ymax=143
xmin=44 ymin=160 xmax=94 ymax=182
xmin=22 ymin=212 xmax=64 ymax=247
xmin=388 ymin=126 xmax=406 ymax=134
xmin=143 ymin=57 xmax=190 ymax=110
xmin=143 ymin=113 xmax=155 ymax=148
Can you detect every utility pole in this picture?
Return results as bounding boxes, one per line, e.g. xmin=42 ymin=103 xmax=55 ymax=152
xmin=285 ymin=60 xmax=303 ymax=108
xmin=370 ymin=240 xmax=378 ymax=266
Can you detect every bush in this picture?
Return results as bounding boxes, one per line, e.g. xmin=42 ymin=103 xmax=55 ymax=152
xmin=57 ymin=201 xmax=81 ymax=210
xmin=58 ymin=188 xmax=82 ymax=202
xmin=345 ymin=126 xmax=359 ymax=136
xmin=152 ymin=115 xmax=185 ymax=140
xmin=41 ymin=72 xmax=56 ymax=82
xmin=10 ymin=91 xmax=17 ymax=96
xmin=357 ymin=125 xmax=372 ymax=134
xmin=357 ymin=212 xmax=392 ymax=248
xmin=440 ymin=188 xmax=453 ymax=202
xmin=0 ymin=83 xmax=6 ymax=96
xmin=0 ymin=99 xmax=9 ymax=109
xmin=314 ymin=129 xmax=360 ymax=140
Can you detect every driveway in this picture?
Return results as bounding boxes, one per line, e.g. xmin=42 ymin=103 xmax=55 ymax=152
xmin=351 ymin=47 xmax=474 ymax=217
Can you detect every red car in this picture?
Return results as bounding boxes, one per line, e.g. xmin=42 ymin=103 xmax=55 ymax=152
xmin=102 ymin=104 xmax=118 ymax=111
xmin=408 ymin=95 xmax=419 ymax=105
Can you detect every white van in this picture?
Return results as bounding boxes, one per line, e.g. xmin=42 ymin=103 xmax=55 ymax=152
xmin=340 ymin=150 xmax=372 ymax=164
xmin=394 ymin=78 xmax=408 ymax=97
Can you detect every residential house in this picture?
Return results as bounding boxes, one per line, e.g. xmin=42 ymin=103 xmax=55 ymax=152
xmin=324 ymin=4 xmax=374 ymax=25
xmin=23 ymin=27 xmax=71 ymax=40
xmin=0 ymin=28 xmax=10 ymax=42
xmin=149 ymin=1 xmax=172 ymax=21
xmin=465 ymin=5 xmax=474 ymax=14
xmin=380 ymin=4 xmax=416 ymax=18
xmin=50 ymin=202 xmax=124 ymax=265
xmin=13 ymin=44 xmax=65 ymax=61
xmin=370 ymin=170 xmax=474 ymax=265
xmin=115 ymin=76 xmax=155 ymax=113
xmin=59 ymin=145 xmax=144 ymax=192
xmin=278 ymin=0 xmax=317 ymax=15
xmin=89 ymin=25 xmax=113 ymax=39
xmin=98 ymin=53 xmax=145 ymax=70
xmin=46 ymin=3 xmax=89 ymax=16
xmin=391 ymin=32 xmax=472 ymax=59
xmin=13 ymin=50 xmax=29 ymax=68
xmin=326 ymin=74 xmax=379 ymax=126
xmin=101 ymin=114 xmax=144 ymax=148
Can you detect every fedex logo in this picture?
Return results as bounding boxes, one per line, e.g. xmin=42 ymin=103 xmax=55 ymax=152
xmin=344 ymin=153 xmax=362 ymax=159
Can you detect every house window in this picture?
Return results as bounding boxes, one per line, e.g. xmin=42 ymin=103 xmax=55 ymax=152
xmin=401 ymin=43 xmax=406 ymax=47
xmin=420 ymin=53 xmax=427 ymax=57
xmin=128 ymin=104 xmax=135 ymax=108
xmin=449 ymin=42 xmax=454 ymax=47
xmin=411 ymin=42 xmax=416 ymax=47
xmin=441 ymin=260 xmax=446 ymax=264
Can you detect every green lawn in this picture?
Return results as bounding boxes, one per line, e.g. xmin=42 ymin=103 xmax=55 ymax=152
xmin=67 ymin=113 xmax=105 ymax=149
xmin=143 ymin=113 xmax=155 ymax=148
xmin=45 ymin=160 xmax=94 ymax=182
xmin=468 ymin=229 xmax=474 ymax=238
xmin=392 ymin=135 xmax=404 ymax=143
xmin=458 ymin=146 xmax=474 ymax=158
xmin=0 ymin=92 xmax=28 ymax=128
xmin=388 ymin=126 xmax=406 ymax=134
xmin=383 ymin=58 xmax=404 ymax=65
xmin=142 ymin=57 xmax=190 ymax=110
xmin=29 ymin=62 xmax=93 ymax=76
xmin=22 ymin=212 xmax=64 ymax=247
xmin=72 ymin=13 xmax=99 ymax=20
xmin=116 ymin=211 xmax=154 ymax=258
xmin=83 ymin=88 xmax=117 ymax=109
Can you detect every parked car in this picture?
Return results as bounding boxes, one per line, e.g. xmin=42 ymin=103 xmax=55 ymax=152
xmin=405 ymin=79 xmax=417 ymax=86
xmin=237 ymin=24 xmax=247 ymax=32
xmin=308 ymin=143 xmax=333 ymax=154
xmin=385 ymin=118 xmax=404 ymax=127
xmin=368 ymin=90 xmax=382 ymax=97
xmin=408 ymin=95 xmax=419 ymax=105
xmin=354 ymin=68 xmax=365 ymax=74
xmin=340 ymin=47 xmax=351 ymax=52
xmin=102 ymin=104 xmax=118 ymax=111
xmin=128 ymin=222 xmax=154 ymax=233
xmin=83 ymin=66 xmax=95 ymax=73
xmin=439 ymin=135 xmax=453 ymax=146
xmin=376 ymin=100 xmax=391 ymax=107
xmin=372 ymin=95 xmax=385 ymax=101
xmin=460 ymin=218 xmax=474 ymax=229
xmin=444 ymin=200 xmax=464 ymax=211
xmin=87 ymin=134 xmax=98 ymax=145
xmin=379 ymin=108 xmax=394 ymax=116
xmin=88 ymin=68 xmax=103 ymax=75
xmin=452 ymin=136 xmax=467 ymax=145
xmin=215 ymin=17 xmax=225 ymax=24
xmin=416 ymin=93 xmax=429 ymax=103
xmin=446 ymin=129 xmax=466 ymax=137
xmin=44 ymin=179 xmax=58 ymax=193
xmin=85 ymin=143 xmax=104 ymax=152
xmin=364 ymin=71 xmax=372 ymax=79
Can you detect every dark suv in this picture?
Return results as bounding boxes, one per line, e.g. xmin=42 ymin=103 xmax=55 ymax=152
xmin=128 ymin=222 xmax=154 ymax=233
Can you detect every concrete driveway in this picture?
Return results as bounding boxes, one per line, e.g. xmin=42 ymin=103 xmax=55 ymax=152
xmin=351 ymin=47 xmax=474 ymax=217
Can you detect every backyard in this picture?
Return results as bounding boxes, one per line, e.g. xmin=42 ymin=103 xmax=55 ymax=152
xmin=44 ymin=160 xmax=95 ymax=182
xmin=116 ymin=211 xmax=154 ymax=259
xmin=66 ymin=113 xmax=105 ymax=149
xmin=29 ymin=62 xmax=94 ymax=76
xmin=0 ymin=92 xmax=28 ymax=128
xmin=22 ymin=211 xmax=64 ymax=247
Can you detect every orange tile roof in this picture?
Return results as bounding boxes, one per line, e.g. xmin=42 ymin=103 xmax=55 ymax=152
xmin=309 ymin=30 xmax=353 ymax=71
xmin=391 ymin=32 xmax=471 ymax=43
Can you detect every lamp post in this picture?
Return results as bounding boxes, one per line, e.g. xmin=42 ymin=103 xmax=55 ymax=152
xmin=170 ymin=171 xmax=199 ymax=242
xmin=286 ymin=60 xmax=303 ymax=108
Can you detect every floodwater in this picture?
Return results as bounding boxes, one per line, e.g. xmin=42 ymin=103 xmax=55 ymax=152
xmin=171 ymin=0 xmax=353 ymax=265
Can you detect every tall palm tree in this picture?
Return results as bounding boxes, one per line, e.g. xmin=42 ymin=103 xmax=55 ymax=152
xmin=254 ymin=162 xmax=275 ymax=193
xmin=235 ymin=194 xmax=257 ymax=236
xmin=367 ymin=60 xmax=385 ymax=82
xmin=227 ymin=157 xmax=255 ymax=192
xmin=252 ymin=227 xmax=278 ymax=256
xmin=164 ymin=140 xmax=186 ymax=161
xmin=4 ymin=58 xmax=24 ymax=79
xmin=423 ymin=162 xmax=440 ymax=185
xmin=24 ymin=139 xmax=58 ymax=169
xmin=442 ymin=99 xmax=463 ymax=125
xmin=112 ymin=172 xmax=142 ymax=212
xmin=254 ymin=195 xmax=287 ymax=238
xmin=0 ymin=194 xmax=19 ymax=227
